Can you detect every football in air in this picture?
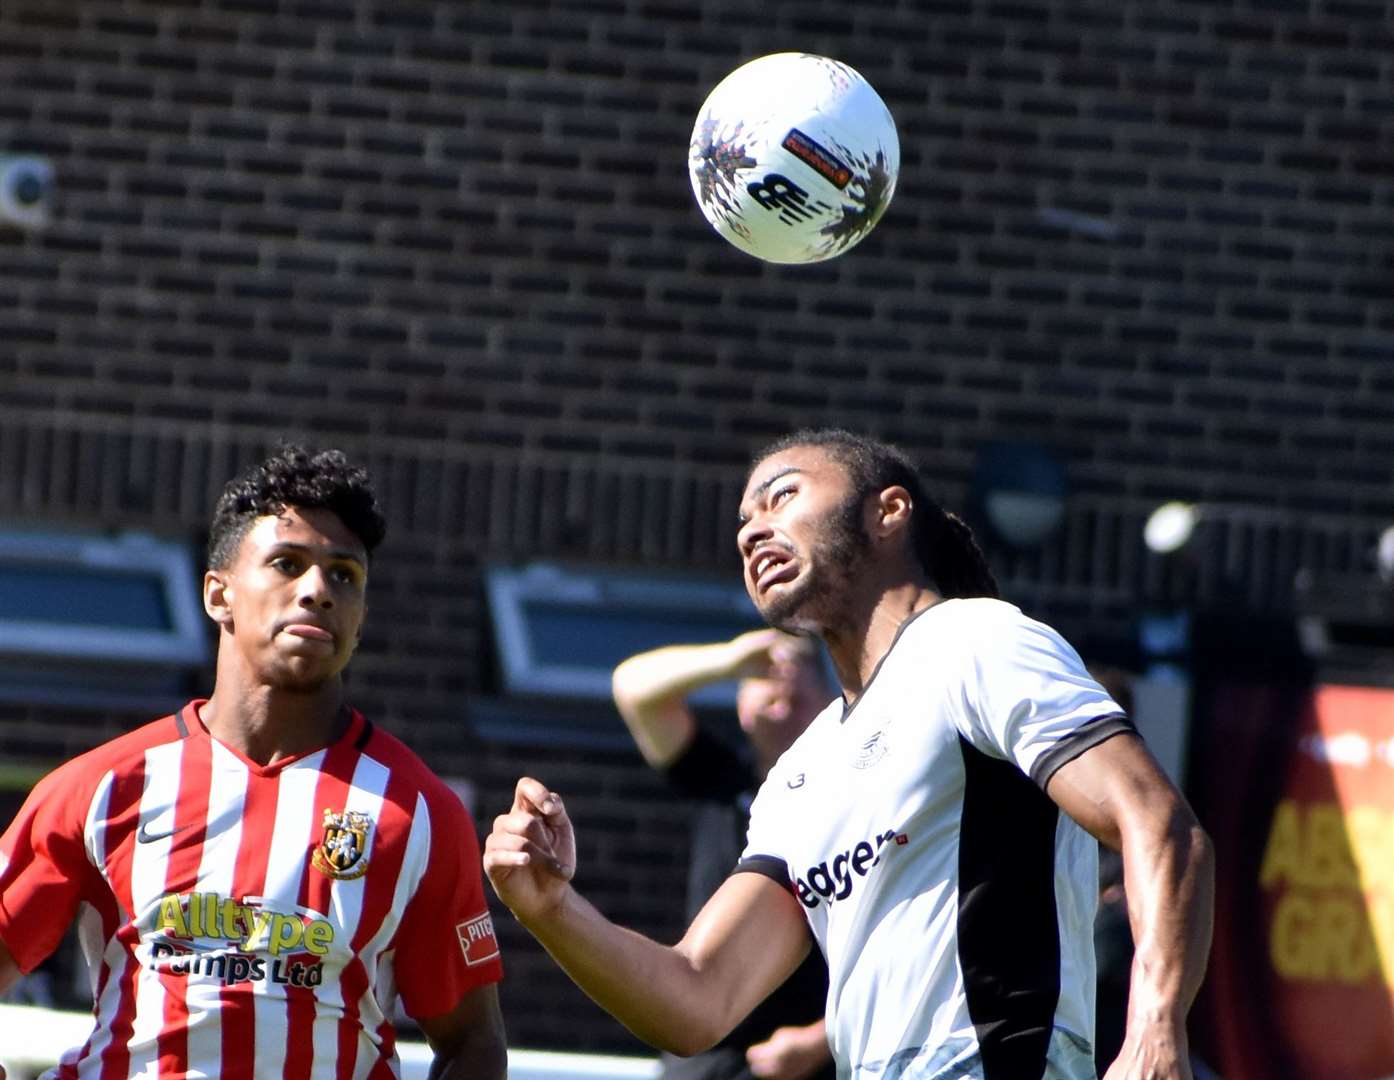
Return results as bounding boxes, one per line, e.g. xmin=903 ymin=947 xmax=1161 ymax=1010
xmin=688 ymin=52 xmax=900 ymax=264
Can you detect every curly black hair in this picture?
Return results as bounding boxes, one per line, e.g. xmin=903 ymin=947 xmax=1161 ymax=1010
xmin=750 ymin=428 xmax=999 ymax=601
xmin=206 ymin=445 xmax=387 ymax=569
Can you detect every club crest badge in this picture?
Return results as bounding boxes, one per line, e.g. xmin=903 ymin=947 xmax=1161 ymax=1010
xmin=851 ymin=729 xmax=889 ymax=769
xmin=311 ymin=808 xmax=372 ymax=880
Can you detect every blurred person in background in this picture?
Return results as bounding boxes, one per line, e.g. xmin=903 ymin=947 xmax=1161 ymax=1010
xmin=0 ymin=446 xmax=505 ymax=1080
xmin=612 ymin=628 xmax=835 ymax=1080
xmin=487 ymin=428 xmax=1214 ymax=1080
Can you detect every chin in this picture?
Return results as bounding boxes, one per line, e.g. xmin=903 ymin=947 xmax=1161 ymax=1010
xmin=264 ymin=661 xmax=341 ymax=693
xmin=759 ymin=589 xmax=820 ymax=634
xmin=760 ymin=558 xmax=853 ymax=633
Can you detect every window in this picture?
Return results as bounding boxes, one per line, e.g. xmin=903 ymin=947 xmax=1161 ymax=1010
xmin=0 ymin=529 xmax=208 ymax=709
xmin=478 ymin=562 xmax=765 ymax=746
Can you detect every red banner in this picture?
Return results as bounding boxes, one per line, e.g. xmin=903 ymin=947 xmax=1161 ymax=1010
xmin=1194 ymin=683 xmax=1394 ymax=1077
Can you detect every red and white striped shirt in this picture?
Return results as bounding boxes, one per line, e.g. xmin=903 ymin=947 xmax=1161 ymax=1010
xmin=0 ymin=701 xmax=503 ymax=1079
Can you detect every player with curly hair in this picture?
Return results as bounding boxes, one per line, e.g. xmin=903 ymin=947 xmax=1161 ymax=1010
xmin=0 ymin=445 xmax=506 ymax=1079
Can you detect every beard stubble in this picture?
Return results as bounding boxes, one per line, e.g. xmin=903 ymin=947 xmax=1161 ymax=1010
xmin=761 ymin=491 xmax=871 ymax=630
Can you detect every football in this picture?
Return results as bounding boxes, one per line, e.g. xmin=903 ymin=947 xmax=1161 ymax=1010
xmin=687 ymin=52 xmax=900 ymax=264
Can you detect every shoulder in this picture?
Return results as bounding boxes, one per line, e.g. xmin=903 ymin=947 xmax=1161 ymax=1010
xmin=358 ymin=722 xmax=474 ymax=824
xmin=918 ymin=596 xmax=1024 ymax=635
xmin=910 ymin=598 xmax=1072 ymax=654
xmin=887 ymin=597 xmax=1026 ymax=667
xmin=39 ymin=711 xmax=188 ymax=794
xmin=15 ymin=711 xmax=187 ymax=836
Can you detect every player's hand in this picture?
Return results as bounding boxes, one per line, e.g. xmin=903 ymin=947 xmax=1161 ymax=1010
xmin=726 ymin=628 xmax=785 ymax=679
xmin=483 ymin=777 xmax=576 ymax=924
xmin=1101 ymin=1019 xmax=1193 ymax=1080
xmin=728 ymin=628 xmax=811 ymax=681
xmin=745 ymin=1022 xmax=831 ymax=1080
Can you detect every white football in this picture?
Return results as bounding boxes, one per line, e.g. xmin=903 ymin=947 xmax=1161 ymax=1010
xmin=688 ymin=53 xmax=900 ymax=264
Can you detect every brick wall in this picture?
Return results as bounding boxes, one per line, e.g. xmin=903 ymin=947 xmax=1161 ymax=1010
xmin=1 ymin=0 xmax=1392 ymax=1052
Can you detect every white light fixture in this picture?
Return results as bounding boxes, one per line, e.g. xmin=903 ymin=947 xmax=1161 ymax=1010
xmin=1143 ymin=502 xmax=1203 ymax=555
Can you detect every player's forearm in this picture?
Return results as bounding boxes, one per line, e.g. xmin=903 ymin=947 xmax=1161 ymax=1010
xmin=613 ymin=642 xmax=745 ymax=714
xmin=1121 ymin=804 xmax=1214 ymax=1026
xmin=518 ymin=885 xmax=739 ymax=1055
xmin=612 ymin=643 xmax=743 ymax=767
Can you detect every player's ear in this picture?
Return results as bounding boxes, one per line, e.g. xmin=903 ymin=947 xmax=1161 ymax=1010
xmin=872 ymin=485 xmax=913 ymax=540
xmin=204 ymin=569 xmax=234 ymax=629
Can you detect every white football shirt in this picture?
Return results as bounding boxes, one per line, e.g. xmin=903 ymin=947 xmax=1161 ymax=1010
xmin=739 ymin=599 xmax=1131 ymax=1080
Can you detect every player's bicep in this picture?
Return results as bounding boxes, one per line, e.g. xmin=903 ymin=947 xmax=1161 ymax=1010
xmin=1044 ymin=731 xmax=1186 ymax=850
xmin=675 ymin=870 xmax=812 ymax=1031
xmin=416 ymin=982 xmax=507 ymax=1080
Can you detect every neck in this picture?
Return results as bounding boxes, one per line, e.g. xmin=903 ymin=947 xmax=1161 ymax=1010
xmin=201 ymin=658 xmax=349 ymax=767
xmin=822 ymin=572 xmax=943 ymax=706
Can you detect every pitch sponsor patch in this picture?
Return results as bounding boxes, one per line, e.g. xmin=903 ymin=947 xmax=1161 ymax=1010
xmin=457 ymin=911 xmax=500 ymax=967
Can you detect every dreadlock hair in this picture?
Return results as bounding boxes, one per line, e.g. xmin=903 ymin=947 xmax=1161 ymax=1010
xmin=751 ymin=428 xmax=1000 ymax=600
xmin=206 ymin=445 xmax=387 ymax=570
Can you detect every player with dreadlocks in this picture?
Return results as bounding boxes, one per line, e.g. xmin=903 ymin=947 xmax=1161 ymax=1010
xmin=486 ymin=428 xmax=1213 ymax=1080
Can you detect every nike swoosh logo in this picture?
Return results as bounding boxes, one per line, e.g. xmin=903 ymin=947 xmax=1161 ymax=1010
xmin=136 ymin=820 xmax=195 ymax=845
xmin=134 ymin=805 xmax=244 ymax=846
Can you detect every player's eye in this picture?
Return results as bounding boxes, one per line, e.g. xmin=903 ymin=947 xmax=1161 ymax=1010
xmin=771 ymin=484 xmax=796 ymax=506
xmin=270 ymin=556 xmax=299 ymax=574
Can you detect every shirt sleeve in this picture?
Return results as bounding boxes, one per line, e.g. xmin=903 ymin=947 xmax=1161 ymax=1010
xmin=0 ymin=764 xmax=95 ymax=973
xmin=392 ymin=787 xmax=503 ymax=1020
xmin=735 ymin=701 xmax=835 ymax=879
xmin=956 ymin=606 xmax=1134 ymax=788
xmin=735 ymin=752 xmax=798 ymax=883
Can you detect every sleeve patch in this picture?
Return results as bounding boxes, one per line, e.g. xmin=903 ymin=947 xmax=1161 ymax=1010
xmin=456 ymin=911 xmax=500 ymax=967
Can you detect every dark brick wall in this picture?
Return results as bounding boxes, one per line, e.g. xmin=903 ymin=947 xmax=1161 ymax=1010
xmin=1 ymin=0 xmax=1392 ymax=1053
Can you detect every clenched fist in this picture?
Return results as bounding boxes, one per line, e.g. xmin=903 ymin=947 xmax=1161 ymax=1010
xmin=483 ymin=777 xmax=577 ymax=925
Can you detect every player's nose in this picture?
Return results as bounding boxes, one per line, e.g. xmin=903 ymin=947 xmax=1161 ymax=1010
xmin=737 ymin=513 xmax=772 ymax=559
xmin=297 ymin=565 xmax=334 ymax=609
